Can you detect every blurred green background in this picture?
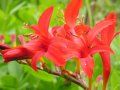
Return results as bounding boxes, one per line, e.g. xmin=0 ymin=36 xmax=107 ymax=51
xmin=0 ymin=0 xmax=120 ymax=90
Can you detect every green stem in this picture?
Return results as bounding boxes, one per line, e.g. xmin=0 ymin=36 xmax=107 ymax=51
xmin=75 ymin=58 xmax=80 ymax=74
xmin=19 ymin=61 xmax=88 ymax=89
xmin=89 ymin=78 xmax=92 ymax=90
xmin=105 ymin=0 xmax=112 ymax=6
xmin=103 ymin=81 xmax=107 ymax=90
xmin=85 ymin=0 xmax=93 ymax=26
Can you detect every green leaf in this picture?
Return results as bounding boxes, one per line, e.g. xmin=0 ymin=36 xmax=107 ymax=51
xmin=10 ymin=2 xmax=26 ymax=15
xmin=109 ymin=69 xmax=120 ymax=90
xmin=7 ymin=61 xmax=23 ymax=79
xmin=0 ymin=75 xmax=18 ymax=89
xmin=22 ymin=65 xmax=55 ymax=82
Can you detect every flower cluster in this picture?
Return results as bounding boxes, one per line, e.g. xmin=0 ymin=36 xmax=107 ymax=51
xmin=0 ymin=0 xmax=117 ymax=89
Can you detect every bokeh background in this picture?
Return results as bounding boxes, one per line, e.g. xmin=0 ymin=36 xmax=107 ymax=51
xmin=0 ymin=0 xmax=120 ymax=90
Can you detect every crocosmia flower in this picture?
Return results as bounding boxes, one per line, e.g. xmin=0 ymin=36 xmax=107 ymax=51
xmin=0 ymin=6 xmax=77 ymax=71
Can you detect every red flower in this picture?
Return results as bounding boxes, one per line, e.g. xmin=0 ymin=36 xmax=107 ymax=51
xmin=74 ymin=18 xmax=115 ymax=78
xmin=25 ymin=7 xmax=68 ymax=70
xmin=27 ymin=6 xmax=81 ymax=70
xmin=1 ymin=6 xmax=77 ymax=71
xmin=71 ymin=34 xmax=113 ymax=78
xmin=52 ymin=0 xmax=115 ymax=79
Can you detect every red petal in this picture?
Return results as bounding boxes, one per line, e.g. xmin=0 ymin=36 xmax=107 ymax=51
xmin=64 ymin=0 xmax=82 ymax=27
xmin=46 ymin=44 xmax=66 ymax=66
xmin=80 ymin=56 xmax=94 ymax=78
xmin=51 ymin=26 xmax=61 ymax=36
xmin=90 ymin=45 xmax=113 ymax=55
xmin=24 ymin=24 xmax=40 ymax=35
xmin=87 ymin=19 xmax=115 ymax=43
xmin=31 ymin=51 xmax=44 ymax=71
xmin=74 ymin=24 xmax=90 ymax=36
xmin=23 ymin=40 xmax=42 ymax=51
xmin=52 ymin=37 xmax=80 ymax=50
xmin=51 ymin=26 xmax=67 ymax=38
xmin=100 ymin=52 xmax=111 ymax=89
xmin=29 ymin=25 xmax=40 ymax=34
xmin=51 ymin=38 xmax=79 ymax=59
xmin=0 ymin=44 xmax=11 ymax=50
xmin=101 ymin=12 xmax=117 ymax=45
xmin=38 ymin=7 xmax=54 ymax=36
xmin=1 ymin=47 xmax=34 ymax=62
xmin=105 ymin=12 xmax=117 ymax=20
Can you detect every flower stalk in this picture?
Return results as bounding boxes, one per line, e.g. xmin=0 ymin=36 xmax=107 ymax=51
xmin=19 ymin=60 xmax=88 ymax=89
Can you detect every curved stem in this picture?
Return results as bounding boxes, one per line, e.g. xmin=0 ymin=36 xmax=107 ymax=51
xmin=19 ymin=61 xmax=88 ymax=89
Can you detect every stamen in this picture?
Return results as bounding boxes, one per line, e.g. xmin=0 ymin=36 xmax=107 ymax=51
xmin=23 ymin=34 xmax=39 ymax=40
xmin=56 ymin=9 xmax=65 ymax=25
xmin=77 ymin=15 xmax=85 ymax=25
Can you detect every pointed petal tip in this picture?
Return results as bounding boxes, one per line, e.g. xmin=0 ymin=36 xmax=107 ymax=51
xmin=38 ymin=6 xmax=54 ymax=23
xmin=49 ymin=6 xmax=54 ymax=11
xmin=106 ymin=12 xmax=117 ymax=20
xmin=65 ymin=0 xmax=82 ymax=26
xmin=88 ymin=19 xmax=116 ymax=43
xmin=37 ymin=6 xmax=54 ymax=36
xmin=100 ymin=53 xmax=111 ymax=90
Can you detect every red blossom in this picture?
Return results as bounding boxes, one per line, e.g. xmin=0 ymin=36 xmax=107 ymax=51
xmin=1 ymin=6 xmax=77 ymax=71
xmin=24 ymin=7 xmax=67 ymax=70
xmin=52 ymin=0 xmax=114 ymax=79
